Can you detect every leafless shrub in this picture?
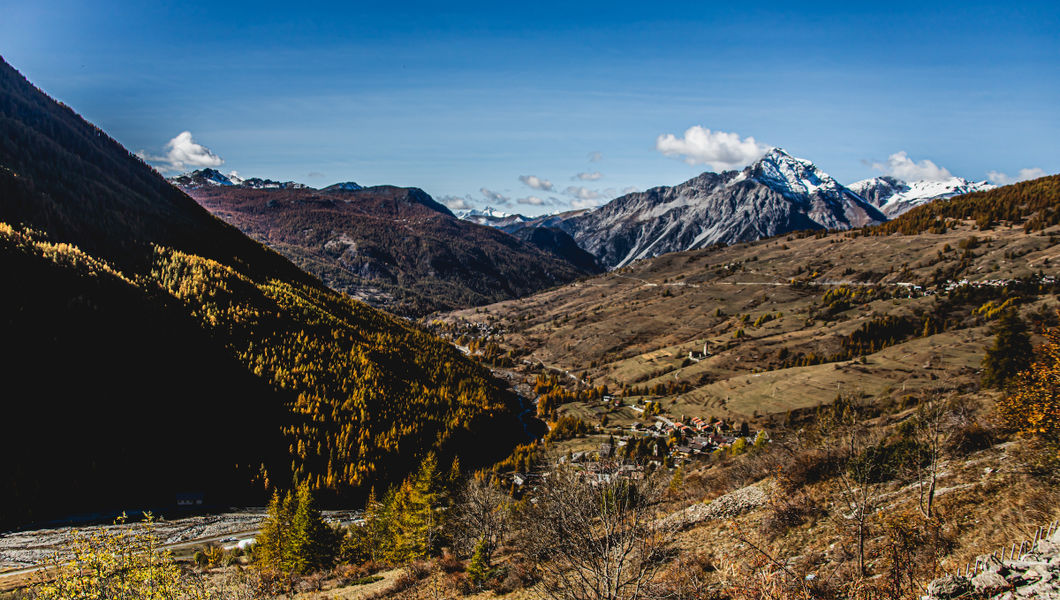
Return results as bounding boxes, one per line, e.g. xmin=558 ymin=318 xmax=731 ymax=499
xmin=761 ymin=491 xmax=823 ymax=540
xmin=521 ymin=462 xmax=667 ymax=600
xmin=447 ymin=471 xmax=511 ymax=564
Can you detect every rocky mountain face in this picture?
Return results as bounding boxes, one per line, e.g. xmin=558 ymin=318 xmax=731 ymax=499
xmin=509 ymin=148 xmax=885 ymax=269
xmin=849 ymin=175 xmax=996 ymax=218
xmin=177 ymin=183 xmax=592 ymax=316
xmin=509 ymin=226 xmax=603 ymax=274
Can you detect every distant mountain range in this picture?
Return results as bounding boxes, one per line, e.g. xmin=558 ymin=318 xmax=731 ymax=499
xmin=456 ymin=206 xmax=530 ymax=228
xmin=848 ymin=175 xmax=996 ymax=218
xmin=450 ymin=150 xmax=1004 ymax=270
xmin=491 ymin=149 xmax=882 ymax=269
xmin=170 ymin=171 xmax=596 ymax=316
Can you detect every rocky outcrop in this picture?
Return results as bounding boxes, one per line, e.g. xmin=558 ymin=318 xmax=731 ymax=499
xmin=925 ymin=532 xmax=1060 ymax=599
xmin=658 ymin=482 xmax=768 ymax=531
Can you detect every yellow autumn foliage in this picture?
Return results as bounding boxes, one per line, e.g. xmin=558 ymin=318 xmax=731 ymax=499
xmin=996 ymin=315 xmax=1060 ymax=441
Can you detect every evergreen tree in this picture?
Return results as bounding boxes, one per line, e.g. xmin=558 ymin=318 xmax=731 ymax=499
xmin=466 ymin=537 xmax=491 ymax=588
xmin=256 ymin=484 xmax=334 ymax=574
xmin=256 ymin=490 xmax=294 ymax=573
xmin=982 ymin=309 xmax=1033 ymax=389
xmin=290 ymin=481 xmax=332 ymax=574
xmin=365 ymin=486 xmax=397 ymax=563
xmin=448 ymin=456 xmax=462 ymax=486
xmin=390 ymin=452 xmax=442 ymax=563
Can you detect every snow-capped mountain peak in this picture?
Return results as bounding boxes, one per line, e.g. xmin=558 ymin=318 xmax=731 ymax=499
xmin=168 ymin=169 xmax=309 ymax=190
xmin=849 ymin=175 xmax=996 ymax=217
xmin=460 ymin=206 xmax=511 ymax=219
xmin=505 ymin=151 xmax=885 ymax=269
xmin=456 ymin=206 xmax=531 ymax=228
xmin=168 ymin=168 xmax=235 ymax=188
xmin=740 ymin=147 xmax=848 ymax=198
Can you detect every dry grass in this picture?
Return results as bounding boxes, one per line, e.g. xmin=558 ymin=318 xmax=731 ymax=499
xmin=438 ymin=222 xmax=1060 ymax=424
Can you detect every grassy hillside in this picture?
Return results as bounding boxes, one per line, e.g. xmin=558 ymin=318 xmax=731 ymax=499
xmin=437 ymin=179 xmax=1060 ymax=425
xmin=0 ymin=57 xmax=523 ymax=530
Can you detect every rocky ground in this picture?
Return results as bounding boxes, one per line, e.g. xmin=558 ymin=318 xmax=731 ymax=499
xmin=0 ymin=510 xmax=267 ymax=572
xmin=658 ymin=481 xmax=768 ymax=531
xmin=927 ymin=529 xmax=1060 ymax=599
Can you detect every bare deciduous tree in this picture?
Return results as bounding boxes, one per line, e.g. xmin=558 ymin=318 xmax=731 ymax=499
xmin=914 ymin=396 xmax=950 ymax=519
xmin=523 ymin=462 xmax=666 ymax=600
xmin=833 ymin=402 xmax=885 ymax=580
xmin=448 ymin=471 xmax=511 ymax=565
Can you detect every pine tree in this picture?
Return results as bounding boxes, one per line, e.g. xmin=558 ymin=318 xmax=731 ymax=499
xmin=391 ymin=453 xmax=441 ymax=563
xmin=290 ymin=481 xmax=331 ymax=574
xmin=448 ymin=456 xmax=462 ymax=486
xmin=256 ymin=490 xmax=294 ymax=573
xmin=982 ymin=309 xmax=1033 ymax=389
xmin=466 ymin=537 xmax=491 ymax=588
xmin=279 ymin=490 xmax=298 ymax=572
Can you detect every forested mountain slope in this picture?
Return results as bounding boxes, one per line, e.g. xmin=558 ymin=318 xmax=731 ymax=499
xmin=0 ymin=57 xmax=521 ymax=530
xmin=180 ymin=183 xmax=592 ymax=316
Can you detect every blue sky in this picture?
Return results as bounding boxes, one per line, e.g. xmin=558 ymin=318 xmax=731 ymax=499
xmin=2 ymin=0 xmax=1058 ymax=215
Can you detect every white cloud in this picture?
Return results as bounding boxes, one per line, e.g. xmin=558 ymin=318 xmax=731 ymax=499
xmin=571 ymin=198 xmax=602 ymax=209
xmin=987 ymin=167 xmax=1046 ymax=185
xmin=622 ymin=186 xmax=639 ymax=195
xmin=518 ymin=175 xmax=553 ymax=191
xmin=480 ymin=188 xmax=511 ymax=205
xmin=440 ymin=195 xmax=474 ymax=210
xmin=517 ymin=195 xmax=548 ymax=206
xmin=137 ymin=131 xmax=224 ymax=173
xmin=656 ymin=126 xmax=770 ymax=171
xmin=588 ymin=151 xmax=602 ymax=162
xmin=574 ymin=171 xmax=603 ymax=181
xmin=871 ymin=151 xmax=952 ymax=181
xmin=564 ymin=185 xmax=602 ymax=201
xmin=563 ymin=186 xmax=607 ymax=209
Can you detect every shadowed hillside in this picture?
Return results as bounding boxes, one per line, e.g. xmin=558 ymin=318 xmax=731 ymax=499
xmin=0 ymin=57 xmax=524 ymax=530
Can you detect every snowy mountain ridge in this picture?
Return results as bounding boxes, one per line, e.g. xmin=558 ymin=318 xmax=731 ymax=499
xmin=505 ymin=148 xmax=885 ymax=269
xmin=457 ymin=207 xmax=531 ymax=228
xmin=849 ymin=175 xmax=996 ymax=217
xmin=169 ymin=169 xmax=348 ymax=191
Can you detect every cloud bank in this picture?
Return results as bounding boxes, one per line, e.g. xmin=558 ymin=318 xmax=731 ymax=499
xmin=480 ymin=188 xmax=511 ymax=205
xmin=440 ymin=195 xmax=474 ymax=210
xmin=656 ymin=126 xmax=770 ymax=171
xmin=574 ymin=171 xmax=603 ymax=181
xmin=987 ymin=167 xmax=1046 ymax=185
xmin=138 ymin=131 xmax=224 ymax=172
xmin=871 ymin=151 xmax=952 ymax=181
xmin=564 ymin=186 xmax=602 ymax=201
xmin=519 ymin=175 xmax=554 ymax=191
xmin=517 ymin=195 xmax=548 ymax=206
